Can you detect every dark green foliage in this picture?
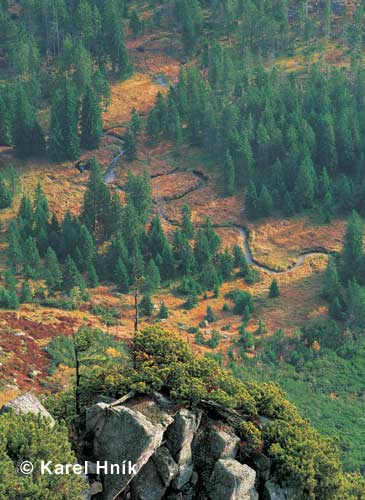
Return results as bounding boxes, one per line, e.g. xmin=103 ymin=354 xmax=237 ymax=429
xmin=62 ymin=255 xmax=85 ymax=294
xmin=205 ymin=305 xmax=216 ymax=323
xmin=158 ymin=301 xmax=169 ymax=319
xmin=0 ymin=287 xmax=19 ymax=309
xmin=81 ymin=158 xmax=111 ymax=237
xmin=0 ymin=173 xmax=12 ymax=209
xmin=140 ymin=294 xmax=154 ymax=316
xmin=123 ymin=127 xmax=137 ymax=161
xmin=143 ymin=259 xmax=161 ymax=293
xmin=80 ymin=86 xmax=102 ymax=150
xmin=48 ymin=79 xmax=80 ymax=161
xmin=269 ymin=278 xmax=280 ymax=298
xmin=20 ymin=281 xmax=33 ymax=303
xmin=340 ymin=211 xmax=363 ymax=284
xmin=44 ymin=247 xmax=62 ymax=292
xmin=181 ymin=204 xmax=194 ymax=240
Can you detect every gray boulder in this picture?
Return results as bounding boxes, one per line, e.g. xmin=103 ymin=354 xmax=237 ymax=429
xmin=165 ymin=408 xmax=202 ymax=491
xmin=130 ymin=459 xmax=166 ymax=500
xmin=89 ymin=402 xmax=173 ymax=500
xmin=206 ymin=425 xmax=240 ymax=461
xmin=0 ymin=393 xmax=55 ymax=427
xmin=207 ymin=460 xmax=258 ymax=500
xmin=252 ymin=453 xmax=271 ymax=481
xmin=153 ymin=447 xmax=179 ymax=486
xmin=263 ymin=480 xmax=291 ymax=500
xmin=165 ymin=409 xmax=202 ymax=457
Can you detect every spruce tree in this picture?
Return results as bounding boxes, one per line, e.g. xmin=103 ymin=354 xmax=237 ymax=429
xmin=269 ymin=278 xmax=280 ymax=298
xmin=20 ymin=281 xmax=32 ymax=303
xmin=63 ymin=255 xmax=85 ymax=293
xmin=340 ymin=210 xmax=363 ymax=283
xmin=80 ymin=86 xmax=102 ymax=150
xmin=158 ymin=302 xmax=169 ymax=319
xmin=143 ymin=259 xmax=161 ymax=293
xmin=181 ymin=204 xmax=194 ymax=239
xmin=44 ymin=247 xmax=63 ymax=291
xmin=140 ymin=294 xmax=154 ymax=316
xmin=224 ymin=150 xmax=235 ymax=196
xmin=258 ymin=185 xmax=274 ymax=217
xmin=115 ymin=258 xmax=129 ymax=293
xmin=48 ymin=79 xmax=80 ymax=162
xmin=87 ymin=262 xmax=99 ymax=288
xmin=0 ymin=173 xmax=12 ymax=209
xmin=205 ymin=306 xmax=216 ymax=323
xmin=123 ymin=127 xmax=137 ymax=161
xmin=245 ymin=181 xmax=258 ymax=219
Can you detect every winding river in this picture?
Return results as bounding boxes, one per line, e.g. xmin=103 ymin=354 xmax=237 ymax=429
xmin=102 ymin=131 xmax=329 ymax=275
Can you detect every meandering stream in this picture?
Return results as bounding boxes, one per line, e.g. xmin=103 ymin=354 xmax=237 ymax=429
xmin=103 ymin=131 xmax=328 ymax=275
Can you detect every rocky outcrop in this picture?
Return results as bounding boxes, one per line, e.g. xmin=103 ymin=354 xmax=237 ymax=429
xmin=0 ymin=392 xmax=55 ymax=427
xmin=86 ymin=396 xmax=174 ymax=500
xmin=83 ymin=394 xmax=287 ymax=500
xmin=208 ymin=460 xmax=258 ymax=500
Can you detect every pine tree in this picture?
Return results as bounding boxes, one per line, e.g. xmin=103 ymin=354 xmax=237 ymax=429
xmin=181 ymin=204 xmax=194 ymax=239
xmin=44 ymin=247 xmax=63 ymax=291
xmin=245 ymin=181 xmax=258 ymax=219
xmin=294 ymin=157 xmax=316 ymax=210
xmin=140 ymin=294 xmax=154 ymax=316
xmin=80 ymin=86 xmax=102 ymax=150
xmin=340 ymin=210 xmax=363 ymax=283
xmin=0 ymin=173 xmax=12 ymax=209
xmin=7 ymin=221 xmax=23 ymax=270
xmin=23 ymin=237 xmax=40 ymax=278
xmin=48 ymin=79 xmax=80 ymax=161
xmin=258 ymin=185 xmax=274 ymax=217
xmin=143 ymin=259 xmax=161 ymax=293
xmin=87 ymin=263 xmax=99 ymax=288
xmin=158 ymin=301 xmax=169 ymax=319
xmin=223 ymin=150 xmax=235 ymax=196
xmin=130 ymin=10 xmax=143 ymax=35
xmin=20 ymin=281 xmax=32 ymax=303
xmin=13 ymin=85 xmax=45 ymax=158
xmin=269 ymin=278 xmax=280 ymax=298
xmin=322 ymin=257 xmax=341 ymax=302
xmin=5 ymin=268 xmax=17 ymax=291
xmin=81 ymin=158 xmax=111 ymax=236
xmin=130 ymin=107 xmax=142 ymax=135
xmin=103 ymin=0 xmax=131 ymax=77
xmin=123 ymin=127 xmax=137 ymax=161
xmin=205 ymin=306 xmax=216 ymax=323
xmin=63 ymin=255 xmax=85 ymax=293
xmin=115 ymin=258 xmax=129 ymax=293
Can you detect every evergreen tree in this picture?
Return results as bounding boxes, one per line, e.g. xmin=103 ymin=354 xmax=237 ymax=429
xmin=44 ymin=247 xmax=63 ymax=291
xmin=158 ymin=301 xmax=169 ymax=319
xmin=123 ymin=127 xmax=137 ymax=161
xmin=340 ymin=210 xmax=363 ymax=283
xmin=5 ymin=268 xmax=17 ymax=291
xmin=13 ymin=85 xmax=45 ymax=158
xmin=87 ymin=263 xmax=99 ymax=288
xmin=322 ymin=257 xmax=341 ymax=302
xmin=103 ymin=0 xmax=131 ymax=77
xmin=20 ymin=281 xmax=32 ymax=303
xmin=181 ymin=204 xmax=194 ymax=239
xmin=7 ymin=221 xmax=23 ymax=270
xmin=140 ymin=294 xmax=154 ymax=316
xmin=81 ymin=158 xmax=111 ymax=236
xmin=130 ymin=107 xmax=142 ymax=135
xmin=48 ymin=79 xmax=80 ymax=161
xmin=223 ymin=150 xmax=235 ymax=196
xmin=258 ymin=185 xmax=274 ymax=217
xmin=23 ymin=237 xmax=40 ymax=278
xmin=245 ymin=181 xmax=258 ymax=219
xmin=115 ymin=258 xmax=129 ymax=293
xmin=143 ymin=259 xmax=161 ymax=293
xmin=63 ymin=255 xmax=85 ymax=293
xmin=80 ymin=85 xmax=102 ymax=150
xmin=0 ymin=173 xmax=12 ymax=208
xmin=269 ymin=278 xmax=280 ymax=298
xmin=294 ymin=157 xmax=316 ymax=210
xmin=130 ymin=10 xmax=142 ymax=35
xmin=205 ymin=305 xmax=216 ymax=323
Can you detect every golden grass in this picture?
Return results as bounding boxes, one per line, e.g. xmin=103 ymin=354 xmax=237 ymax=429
xmin=248 ymin=217 xmax=345 ymax=270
